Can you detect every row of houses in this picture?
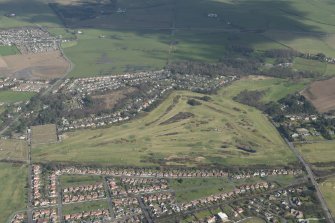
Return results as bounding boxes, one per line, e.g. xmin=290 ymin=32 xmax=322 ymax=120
xmin=0 ymin=78 xmax=49 ymax=92
xmin=112 ymin=197 xmax=143 ymax=220
xmin=180 ymin=182 xmax=272 ymax=211
xmin=63 ymin=209 xmax=110 ymax=223
xmin=32 ymin=209 xmax=58 ymax=223
xmin=32 ymin=165 xmax=57 ymax=207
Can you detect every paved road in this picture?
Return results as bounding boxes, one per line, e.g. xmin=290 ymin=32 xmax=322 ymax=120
xmin=137 ymin=196 xmax=153 ymax=223
xmin=285 ymin=139 xmax=334 ymax=223
xmin=56 ymin=177 xmax=63 ymax=221
xmin=102 ymin=176 xmax=116 ymax=220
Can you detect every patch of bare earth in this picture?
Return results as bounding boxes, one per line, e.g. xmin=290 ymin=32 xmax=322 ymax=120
xmin=302 ymin=77 xmax=335 ymax=113
xmin=0 ymin=51 xmax=69 ymax=80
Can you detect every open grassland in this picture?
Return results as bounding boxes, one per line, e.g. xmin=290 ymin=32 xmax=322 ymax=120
xmin=64 ymin=29 xmax=170 ymax=77
xmin=0 ymin=139 xmax=27 ymax=161
xmin=0 ymin=46 xmax=19 ymax=56
xmin=60 ymin=175 xmax=102 ymax=187
xmin=320 ymin=177 xmax=335 ymax=217
xmin=302 ymin=77 xmax=335 ymax=113
xmin=292 ymin=58 xmax=326 ymax=74
xmin=62 ymin=200 xmax=108 ymax=215
xmin=0 ymin=0 xmax=62 ymax=29
xmin=0 ymin=90 xmax=35 ymax=103
xmin=33 ymin=88 xmax=295 ymax=167
xmin=295 ymin=141 xmax=335 ymax=164
xmin=0 ymin=163 xmax=27 ymax=223
xmin=222 ymin=76 xmax=308 ymax=102
xmin=170 ymin=175 xmax=295 ymax=202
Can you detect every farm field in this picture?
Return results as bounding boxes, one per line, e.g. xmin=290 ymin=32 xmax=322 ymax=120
xmin=0 ymin=163 xmax=27 ymax=223
xmin=0 ymin=139 xmax=28 ymax=161
xmin=44 ymin=0 xmax=335 ymax=77
xmin=0 ymin=45 xmax=19 ymax=56
xmin=0 ymin=90 xmax=35 ymax=103
xmin=0 ymin=0 xmax=62 ymax=29
xmin=302 ymin=77 xmax=335 ymax=113
xmin=31 ymin=124 xmax=58 ymax=146
xmin=32 ymin=87 xmax=296 ymax=167
xmin=295 ymin=141 xmax=335 ymax=164
xmin=0 ymin=51 xmax=70 ymax=80
xmin=63 ymin=29 xmax=170 ymax=77
xmin=320 ymin=177 xmax=335 ymax=216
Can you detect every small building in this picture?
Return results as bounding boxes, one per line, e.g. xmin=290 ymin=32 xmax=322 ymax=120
xmin=217 ymin=212 xmax=229 ymax=222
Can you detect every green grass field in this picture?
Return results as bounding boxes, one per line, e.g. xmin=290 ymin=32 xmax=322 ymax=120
xmin=60 ymin=175 xmax=102 ymax=187
xmin=0 ymin=45 xmax=19 ymax=56
xmin=295 ymin=141 xmax=335 ymax=164
xmin=0 ymin=139 xmax=28 ymax=161
xmin=170 ymin=175 xmax=295 ymax=202
xmin=62 ymin=200 xmax=108 ymax=215
xmin=0 ymin=0 xmax=62 ymax=29
xmin=320 ymin=177 xmax=335 ymax=217
xmin=64 ymin=29 xmax=170 ymax=77
xmin=0 ymin=90 xmax=36 ymax=103
xmin=222 ymin=76 xmax=308 ymax=102
xmin=0 ymin=163 xmax=27 ymax=223
xmin=1 ymin=0 xmax=335 ymax=77
xmin=33 ymin=87 xmax=296 ymax=167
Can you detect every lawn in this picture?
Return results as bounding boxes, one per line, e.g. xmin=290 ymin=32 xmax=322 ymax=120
xmin=62 ymin=200 xmax=109 ymax=215
xmin=33 ymin=88 xmax=296 ymax=167
xmin=242 ymin=217 xmax=266 ymax=223
xmin=0 ymin=139 xmax=28 ymax=161
xmin=0 ymin=163 xmax=27 ymax=223
xmin=60 ymin=175 xmax=103 ymax=187
xmin=0 ymin=90 xmax=36 ymax=103
xmin=0 ymin=45 xmax=19 ymax=56
xmin=295 ymin=141 xmax=335 ymax=164
xmin=320 ymin=177 xmax=335 ymax=217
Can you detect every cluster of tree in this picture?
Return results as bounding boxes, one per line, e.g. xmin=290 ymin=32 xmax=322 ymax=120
xmin=187 ymin=99 xmax=202 ymax=106
xmin=233 ymin=90 xmax=267 ymax=110
xmin=166 ymin=61 xmax=238 ymax=77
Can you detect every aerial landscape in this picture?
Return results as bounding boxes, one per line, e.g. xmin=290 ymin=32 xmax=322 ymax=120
xmin=0 ymin=0 xmax=335 ymax=222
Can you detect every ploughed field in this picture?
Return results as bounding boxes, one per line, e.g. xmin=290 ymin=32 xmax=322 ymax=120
xmin=0 ymin=51 xmax=70 ymax=80
xmin=33 ymin=88 xmax=296 ymax=167
xmin=302 ymin=77 xmax=335 ymax=113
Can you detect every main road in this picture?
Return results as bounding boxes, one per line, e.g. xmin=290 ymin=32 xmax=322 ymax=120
xmin=285 ymin=139 xmax=334 ymax=223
